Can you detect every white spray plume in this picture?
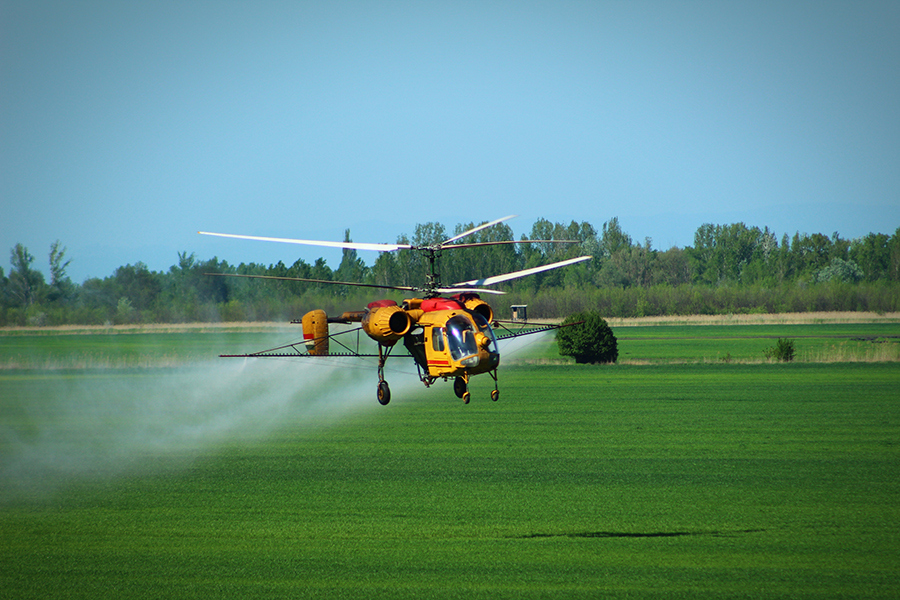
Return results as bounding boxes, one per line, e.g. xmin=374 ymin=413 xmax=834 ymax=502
xmin=496 ymin=329 xmax=555 ymax=362
xmin=0 ymin=356 xmax=420 ymax=501
xmin=1 ymin=332 xmax=551 ymax=501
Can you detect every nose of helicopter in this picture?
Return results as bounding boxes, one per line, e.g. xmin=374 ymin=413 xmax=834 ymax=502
xmin=475 ymin=331 xmax=491 ymax=349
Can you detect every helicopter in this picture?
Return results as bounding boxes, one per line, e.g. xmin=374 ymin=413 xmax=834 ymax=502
xmin=199 ymin=215 xmax=590 ymax=405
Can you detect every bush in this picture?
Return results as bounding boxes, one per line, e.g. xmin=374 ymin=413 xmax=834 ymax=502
xmin=764 ymin=338 xmax=796 ymax=362
xmin=556 ymin=310 xmax=618 ymax=364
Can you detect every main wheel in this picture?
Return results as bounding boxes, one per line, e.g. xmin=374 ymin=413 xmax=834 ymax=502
xmin=491 ymin=389 xmax=500 ymax=402
xmin=377 ymin=381 xmax=391 ymax=405
xmin=453 ymin=377 xmax=467 ymax=399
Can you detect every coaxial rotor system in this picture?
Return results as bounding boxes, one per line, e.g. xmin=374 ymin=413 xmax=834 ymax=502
xmin=200 ymin=215 xmax=591 ymax=405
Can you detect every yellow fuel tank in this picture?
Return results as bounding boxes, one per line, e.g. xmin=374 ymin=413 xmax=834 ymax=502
xmin=301 ymin=309 xmax=329 ymax=355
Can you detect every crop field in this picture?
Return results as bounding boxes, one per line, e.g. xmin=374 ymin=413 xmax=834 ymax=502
xmin=1 ymin=317 xmax=899 ymax=598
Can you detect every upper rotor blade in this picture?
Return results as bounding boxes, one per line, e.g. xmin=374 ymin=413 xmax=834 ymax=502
xmin=199 ymin=231 xmax=411 ymax=252
xmin=440 ymin=215 xmax=517 ymax=245
xmin=446 ymin=239 xmax=581 ymax=249
xmin=205 ymin=272 xmax=419 ymax=292
xmin=452 ymin=255 xmax=592 ymax=287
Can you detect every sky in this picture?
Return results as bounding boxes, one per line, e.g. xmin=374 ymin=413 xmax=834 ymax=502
xmin=2 ymin=0 xmax=899 ymax=283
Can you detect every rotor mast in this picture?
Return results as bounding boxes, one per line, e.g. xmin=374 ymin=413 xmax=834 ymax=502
xmin=422 ymin=246 xmax=443 ymax=297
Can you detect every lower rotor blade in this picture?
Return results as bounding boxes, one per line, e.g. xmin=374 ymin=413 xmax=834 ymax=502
xmin=436 ymin=287 xmax=507 ymax=295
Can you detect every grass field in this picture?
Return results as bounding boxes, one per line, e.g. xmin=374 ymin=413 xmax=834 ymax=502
xmin=1 ymin=317 xmax=899 ymax=598
xmin=3 ymin=313 xmax=899 ymax=368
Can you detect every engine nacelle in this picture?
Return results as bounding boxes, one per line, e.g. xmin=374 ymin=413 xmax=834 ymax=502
xmin=362 ymin=304 xmax=412 ymax=345
xmin=461 ymin=296 xmax=493 ymax=324
xmin=301 ymin=309 xmax=329 ymax=355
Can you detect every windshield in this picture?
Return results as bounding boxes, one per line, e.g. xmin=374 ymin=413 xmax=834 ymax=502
xmin=445 ymin=315 xmax=479 ymax=362
xmin=472 ymin=313 xmax=497 ymax=351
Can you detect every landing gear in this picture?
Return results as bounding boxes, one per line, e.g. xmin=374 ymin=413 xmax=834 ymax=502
xmin=453 ymin=376 xmax=467 ymax=399
xmin=489 ymin=369 xmax=499 ymax=402
xmin=454 ymin=373 xmax=498 ymax=403
xmin=376 ymin=344 xmax=391 ymax=406
xmin=377 ymin=380 xmax=391 ymax=405
xmin=454 ymin=375 xmax=470 ymax=404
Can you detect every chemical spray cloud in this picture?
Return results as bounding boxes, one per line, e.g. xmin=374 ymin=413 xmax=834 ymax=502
xmin=0 ymin=357 xmax=420 ymax=502
xmin=496 ymin=329 xmax=554 ymax=362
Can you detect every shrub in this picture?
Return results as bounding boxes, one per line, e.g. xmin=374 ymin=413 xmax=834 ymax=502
xmin=556 ymin=310 xmax=618 ymax=364
xmin=764 ymin=338 xmax=796 ymax=362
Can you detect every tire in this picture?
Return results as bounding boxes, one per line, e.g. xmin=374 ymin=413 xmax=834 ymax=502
xmin=453 ymin=377 xmax=467 ymax=399
xmin=377 ymin=381 xmax=391 ymax=405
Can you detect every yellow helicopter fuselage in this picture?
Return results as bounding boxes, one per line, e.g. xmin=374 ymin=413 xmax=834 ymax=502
xmin=413 ymin=308 xmax=500 ymax=379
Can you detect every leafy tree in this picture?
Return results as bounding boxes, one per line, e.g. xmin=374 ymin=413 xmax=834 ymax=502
xmin=391 ymin=233 xmax=414 ymax=287
xmin=48 ymin=240 xmax=74 ymax=303
xmin=599 ymin=217 xmax=632 ymax=259
xmin=520 ymin=218 xmax=597 ymax=288
xmin=813 ymin=258 xmax=863 ymax=284
xmin=889 ymin=227 xmax=900 ymax=282
xmin=371 ymin=250 xmax=400 ymax=288
xmin=764 ymin=338 xmax=795 ymax=362
xmin=830 ymin=232 xmax=851 ymax=262
xmin=718 ymin=223 xmax=764 ymax=282
xmin=850 ymin=233 xmax=890 ymax=281
xmin=688 ymin=223 xmax=767 ymax=284
xmin=110 ymin=262 xmax=162 ymax=311
xmin=527 ymin=218 xmax=557 ymax=262
xmin=598 ymin=238 xmax=655 ymax=288
xmin=8 ymin=244 xmax=45 ymax=307
xmin=806 ymin=232 xmax=834 ymax=271
xmin=688 ymin=223 xmax=719 ymax=284
xmin=445 ymin=220 xmax=518 ymax=286
xmin=310 ymin=258 xmax=333 ymax=285
xmin=334 ymin=229 xmax=368 ymax=287
xmin=651 ymin=247 xmax=693 ymax=286
xmin=556 ymin=310 xmax=618 ymax=364
xmin=115 ymin=297 xmax=136 ymax=324
xmin=4 ymin=218 xmax=900 ymax=326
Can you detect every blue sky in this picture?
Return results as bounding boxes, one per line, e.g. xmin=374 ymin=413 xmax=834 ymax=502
xmin=2 ymin=1 xmax=898 ymax=283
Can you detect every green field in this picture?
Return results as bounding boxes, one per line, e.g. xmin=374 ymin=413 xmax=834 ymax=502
xmin=2 ymin=322 xmax=899 ymax=598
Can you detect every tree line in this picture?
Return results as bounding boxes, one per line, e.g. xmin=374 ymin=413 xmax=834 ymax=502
xmin=3 ymin=218 xmax=899 ymax=326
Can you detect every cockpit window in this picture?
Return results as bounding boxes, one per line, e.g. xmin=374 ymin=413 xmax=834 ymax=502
xmin=471 ymin=313 xmax=497 ymax=351
xmin=431 ymin=327 xmax=444 ymax=352
xmin=445 ymin=316 xmax=479 ymax=362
